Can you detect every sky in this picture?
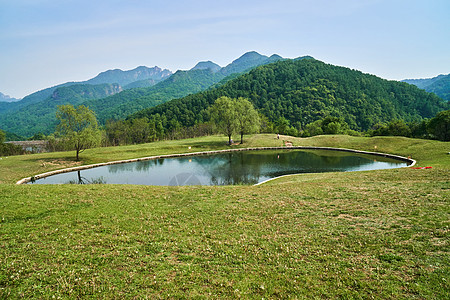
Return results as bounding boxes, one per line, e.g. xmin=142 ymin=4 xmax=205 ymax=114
xmin=0 ymin=0 xmax=449 ymax=99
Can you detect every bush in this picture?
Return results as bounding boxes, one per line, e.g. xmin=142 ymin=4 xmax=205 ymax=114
xmin=0 ymin=143 xmax=24 ymax=156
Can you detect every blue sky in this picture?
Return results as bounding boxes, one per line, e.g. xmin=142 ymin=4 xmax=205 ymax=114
xmin=1 ymin=0 xmax=449 ymax=98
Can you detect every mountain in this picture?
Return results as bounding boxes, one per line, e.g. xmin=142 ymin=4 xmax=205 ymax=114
xmin=219 ymin=51 xmax=285 ymax=76
xmin=85 ymin=66 xmax=172 ymax=86
xmin=83 ymin=69 xmax=226 ymax=123
xmin=0 ymin=66 xmax=172 ymax=116
xmin=130 ymin=59 xmax=448 ymax=133
xmin=78 ymin=52 xmax=292 ymax=123
xmin=0 ymin=83 xmax=122 ymax=136
xmin=0 ymin=52 xmax=301 ymax=137
xmin=0 ymin=92 xmax=20 ymax=102
xmin=403 ymin=74 xmax=450 ymax=101
xmin=191 ymin=61 xmax=221 ymax=73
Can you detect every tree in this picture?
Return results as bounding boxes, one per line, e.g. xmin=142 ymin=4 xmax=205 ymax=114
xmin=428 ymin=110 xmax=450 ymax=141
xmin=321 ymin=117 xmax=349 ymax=134
xmin=56 ymin=104 xmax=101 ymax=160
xmin=130 ymin=118 xmax=151 ymax=144
xmin=210 ymin=96 xmax=237 ymax=145
xmin=303 ymin=120 xmax=323 ymax=137
xmin=234 ymin=97 xmax=260 ymax=144
xmin=0 ymin=129 xmax=5 ymax=143
xmin=275 ymin=117 xmax=290 ymax=135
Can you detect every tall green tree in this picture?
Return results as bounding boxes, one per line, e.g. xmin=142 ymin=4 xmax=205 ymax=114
xmin=428 ymin=110 xmax=450 ymax=141
xmin=56 ymin=105 xmax=101 ymax=161
xmin=210 ymin=96 xmax=237 ymax=145
xmin=235 ymin=97 xmax=260 ymax=144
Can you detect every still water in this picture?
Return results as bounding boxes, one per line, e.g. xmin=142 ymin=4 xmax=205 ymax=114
xmin=30 ymin=149 xmax=408 ymax=186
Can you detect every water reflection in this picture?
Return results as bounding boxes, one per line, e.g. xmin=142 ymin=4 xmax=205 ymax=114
xmin=65 ymin=170 xmax=106 ymax=184
xmin=30 ymin=149 xmax=407 ymax=186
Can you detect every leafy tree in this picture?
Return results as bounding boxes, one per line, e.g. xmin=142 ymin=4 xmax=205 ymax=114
xmin=130 ymin=118 xmax=151 ymax=144
xmin=303 ymin=120 xmax=323 ymax=137
xmin=428 ymin=110 xmax=450 ymax=141
xmin=409 ymin=120 xmax=429 ymax=139
xmin=105 ymin=120 xmax=128 ymax=146
xmin=235 ymin=97 xmax=260 ymax=143
xmin=210 ymin=96 xmax=237 ymax=145
xmin=0 ymin=129 xmax=24 ymax=156
xmin=0 ymin=129 xmax=5 ymax=143
xmin=56 ymin=105 xmax=101 ymax=160
xmin=321 ymin=117 xmax=349 ymax=134
xmin=275 ymin=117 xmax=290 ymax=135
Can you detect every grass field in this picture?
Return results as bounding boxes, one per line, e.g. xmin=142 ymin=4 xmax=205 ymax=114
xmin=1 ymin=134 xmax=449 ymax=298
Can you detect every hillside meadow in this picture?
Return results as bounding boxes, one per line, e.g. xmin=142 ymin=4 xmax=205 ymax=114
xmin=0 ymin=134 xmax=449 ymax=298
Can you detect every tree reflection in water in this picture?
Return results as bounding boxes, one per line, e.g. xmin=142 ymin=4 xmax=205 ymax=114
xmin=66 ymin=170 xmax=106 ymax=184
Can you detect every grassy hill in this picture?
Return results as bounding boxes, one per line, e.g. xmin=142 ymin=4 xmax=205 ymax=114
xmin=0 ymin=134 xmax=448 ymax=298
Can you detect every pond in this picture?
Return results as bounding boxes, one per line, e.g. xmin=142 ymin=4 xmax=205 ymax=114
xmin=28 ymin=149 xmax=410 ymax=186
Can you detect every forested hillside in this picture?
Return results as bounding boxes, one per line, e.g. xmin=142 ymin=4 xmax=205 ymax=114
xmin=130 ymin=59 xmax=448 ymax=133
xmin=83 ymin=69 xmax=227 ymax=123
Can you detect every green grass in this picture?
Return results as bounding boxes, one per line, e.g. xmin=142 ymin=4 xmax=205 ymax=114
xmin=1 ymin=134 xmax=449 ymax=298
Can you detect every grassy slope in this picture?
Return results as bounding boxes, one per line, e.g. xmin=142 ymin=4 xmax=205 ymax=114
xmin=0 ymin=135 xmax=449 ymax=298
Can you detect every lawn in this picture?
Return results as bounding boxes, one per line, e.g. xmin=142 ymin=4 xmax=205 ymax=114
xmin=0 ymin=134 xmax=449 ymax=298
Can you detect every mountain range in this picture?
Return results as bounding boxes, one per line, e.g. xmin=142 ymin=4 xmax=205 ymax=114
xmin=402 ymin=74 xmax=450 ymax=101
xmin=0 ymin=66 xmax=172 ymax=115
xmin=0 ymin=51 xmax=448 ymax=139
xmin=0 ymin=52 xmax=297 ymax=137
xmin=0 ymin=92 xmax=19 ymax=103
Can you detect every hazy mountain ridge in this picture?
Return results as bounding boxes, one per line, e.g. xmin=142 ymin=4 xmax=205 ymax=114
xmin=219 ymin=51 xmax=283 ymax=76
xmin=0 ymin=83 xmax=124 ymax=136
xmin=403 ymin=74 xmax=450 ymax=101
xmin=191 ymin=61 xmax=222 ymax=73
xmin=85 ymin=66 xmax=172 ymax=86
xmin=0 ymin=66 xmax=172 ymax=116
xmin=0 ymin=92 xmax=20 ymax=102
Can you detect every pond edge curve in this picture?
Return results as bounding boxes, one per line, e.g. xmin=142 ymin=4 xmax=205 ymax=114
xmin=16 ymin=146 xmax=416 ymax=185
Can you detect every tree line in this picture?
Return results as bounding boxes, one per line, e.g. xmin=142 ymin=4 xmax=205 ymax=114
xmin=1 ymin=104 xmax=449 ymax=159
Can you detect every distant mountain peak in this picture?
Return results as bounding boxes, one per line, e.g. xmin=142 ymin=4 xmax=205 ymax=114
xmin=233 ymin=51 xmax=267 ymax=62
xmin=87 ymin=66 xmax=172 ymax=86
xmin=219 ymin=51 xmax=284 ymax=76
xmin=269 ymin=54 xmax=283 ymax=60
xmin=0 ymin=92 xmax=19 ymax=102
xmin=191 ymin=61 xmax=221 ymax=73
